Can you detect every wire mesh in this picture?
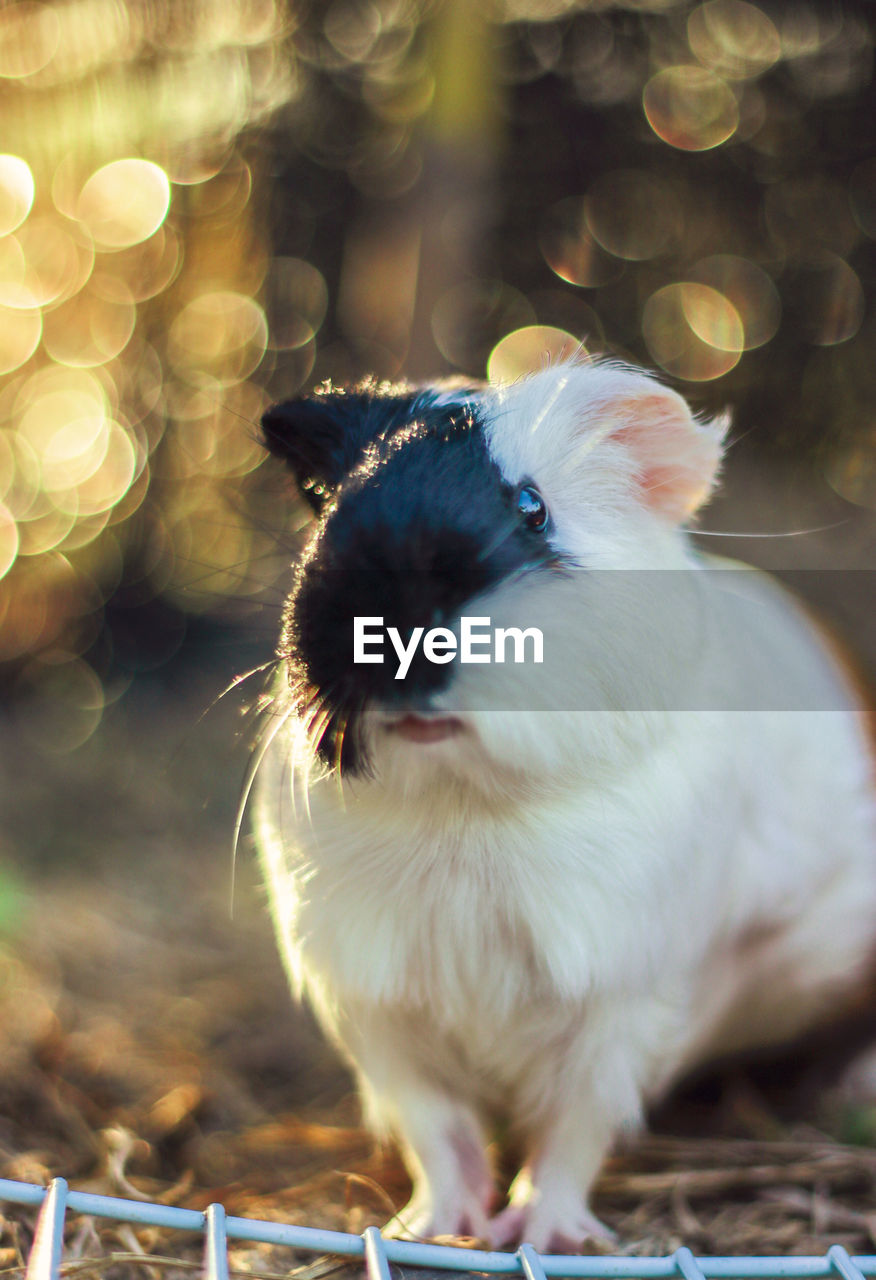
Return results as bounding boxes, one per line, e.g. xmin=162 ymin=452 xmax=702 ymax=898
xmin=2 ymin=1178 xmax=876 ymax=1280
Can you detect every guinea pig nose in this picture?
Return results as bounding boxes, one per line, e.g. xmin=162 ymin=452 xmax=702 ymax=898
xmin=385 ymin=714 xmax=465 ymax=744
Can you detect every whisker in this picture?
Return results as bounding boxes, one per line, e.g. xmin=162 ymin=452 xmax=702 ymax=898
xmin=197 ymin=658 xmax=285 ymax=726
xmin=307 ymin=693 xmax=337 ymax=757
xmin=693 ymin=520 xmax=849 ymax=539
xmin=231 ymin=700 xmax=295 ymax=919
xmin=720 ymin=423 xmax=758 ymax=453
xmin=212 ymin=395 xmax=262 ymax=434
xmin=476 ymin=511 xmax=528 ymax=563
xmin=331 ymin=711 xmax=352 ymax=806
xmin=296 ymin=690 xmax=333 ymax=826
xmin=172 ymin=549 xmax=295 ymax=597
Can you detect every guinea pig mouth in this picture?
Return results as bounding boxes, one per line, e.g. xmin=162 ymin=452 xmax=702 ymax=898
xmin=380 ymin=712 xmax=466 ymax=744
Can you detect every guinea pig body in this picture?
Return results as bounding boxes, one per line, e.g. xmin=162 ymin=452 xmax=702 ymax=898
xmin=254 ymin=361 xmax=876 ymax=1251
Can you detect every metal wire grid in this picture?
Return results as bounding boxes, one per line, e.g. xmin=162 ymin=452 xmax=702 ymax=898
xmin=2 ymin=1179 xmax=876 ymax=1280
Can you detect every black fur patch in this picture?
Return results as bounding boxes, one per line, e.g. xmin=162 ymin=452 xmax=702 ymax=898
xmin=262 ymin=385 xmax=443 ymax=514
xmin=266 ymin=389 xmax=555 ymax=773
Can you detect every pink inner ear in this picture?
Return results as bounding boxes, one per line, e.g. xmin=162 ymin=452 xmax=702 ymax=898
xmin=638 ymin=465 xmax=711 ymax=517
xmin=639 ymin=465 xmax=682 ymax=501
xmin=607 ymin=395 xmax=722 ymax=523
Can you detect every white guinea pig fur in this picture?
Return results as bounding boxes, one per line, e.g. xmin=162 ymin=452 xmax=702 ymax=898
xmin=254 ymin=360 xmax=876 ymax=1252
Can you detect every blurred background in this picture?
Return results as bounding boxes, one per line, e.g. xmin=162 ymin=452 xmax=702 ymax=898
xmin=1 ymin=0 xmax=875 ymax=694
xmin=1 ymin=0 xmax=876 ymax=1260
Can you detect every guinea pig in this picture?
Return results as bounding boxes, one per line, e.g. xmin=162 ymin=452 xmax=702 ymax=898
xmin=253 ymin=359 xmax=876 ymax=1252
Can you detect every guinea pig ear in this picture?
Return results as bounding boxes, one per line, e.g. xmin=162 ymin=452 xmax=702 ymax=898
xmin=264 ymin=390 xmax=411 ymax=513
xmin=262 ymin=388 xmax=437 ymax=512
xmin=261 ymin=394 xmax=357 ymax=513
xmin=599 ymin=382 xmax=728 ymax=524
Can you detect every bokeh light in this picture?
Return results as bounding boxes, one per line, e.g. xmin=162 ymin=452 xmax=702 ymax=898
xmin=0 ymin=501 xmax=19 ymax=579
xmin=792 ymin=256 xmax=865 ymax=347
xmin=169 ymin=292 xmax=268 ymax=386
xmin=690 ymin=255 xmax=781 ymax=350
xmin=643 ymin=65 xmax=739 ymax=151
xmin=15 ymin=654 xmax=105 ymax=754
xmin=0 ymin=304 xmax=42 ymax=374
xmin=77 ymin=159 xmax=171 ymax=251
xmin=42 ymin=274 xmax=137 ymax=367
xmin=267 ymin=258 xmax=329 ymax=350
xmin=585 ymin=171 xmax=683 ymax=261
xmin=539 ymin=198 xmax=623 ymax=287
xmin=432 ymin=280 xmax=535 ymax=372
xmin=643 ymin=282 xmax=743 ymax=380
xmin=0 ymin=0 xmax=872 ymax=702
xmin=826 ymin=435 xmax=876 ymax=510
xmin=0 ymin=3 xmax=61 ymax=80
xmin=487 ymin=326 xmax=581 ymax=384
xmin=0 ymin=0 xmax=292 ymax=674
xmin=688 ymin=1 xmax=781 ymax=81
xmin=172 ymin=382 xmax=268 ymax=479
xmin=109 ymin=224 xmax=182 ymax=302
xmin=0 ymin=154 xmax=34 ymax=234
xmin=2 ymin=218 xmax=88 ymax=309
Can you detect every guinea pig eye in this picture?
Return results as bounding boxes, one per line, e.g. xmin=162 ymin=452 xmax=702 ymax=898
xmin=517 ymin=484 xmax=548 ymax=533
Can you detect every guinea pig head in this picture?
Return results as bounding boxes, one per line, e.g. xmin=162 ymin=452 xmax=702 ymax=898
xmin=262 ymin=385 xmax=557 ymax=773
xmin=263 ymin=363 xmax=727 ymax=780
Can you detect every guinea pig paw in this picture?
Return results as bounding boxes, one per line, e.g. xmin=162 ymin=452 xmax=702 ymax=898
xmin=489 ymin=1192 xmax=616 ymax=1253
xmin=522 ymin=1204 xmax=617 ymax=1255
xmin=384 ymin=1195 xmax=490 ymax=1244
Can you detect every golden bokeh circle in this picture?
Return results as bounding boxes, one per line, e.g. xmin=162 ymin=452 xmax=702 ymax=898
xmin=826 ymin=437 xmax=876 ymax=510
xmin=0 ymin=430 xmax=41 ymax=521
xmin=17 ymin=499 xmax=77 ymax=556
xmin=0 ymin=2 xmax=61 ymax=80
xmin=0 ymin=234 xmax=27 ymax=307
xmin=643 ymin=65 xmax=739 ymax=151
xmin=108 ymin=224 xmax=182 ymax=302
xmin=16 ymin=655 xmax=105 ymax=755
xmin=69 ymin=422 xmax=138 ymax=517
xmin=77 ymin=158 xmax=172 ymax=250
xmin=42 ymin=275 xmax=137 ymax=367
xmin=17 ymin=377 xmax=110 ymax=487
xmin=162 ymin=144 xmax=234 ymax=187
xmin=1 ymin=217 xmax=85 ymax=309
xmin=169 ymin=291 xmax=268 ymax=385
xmin=192 ymin=156 xmax=253 ymax=221
xmin=0 ymin=154 xmax=35 ymax=235
xmin=691 ymin=255 xmax=781 ymax=349
xmin=0 ymin=431 xmax=16 ymax=504
xmin=797 ymin=256 xmax=865 ymax=347
xmin=643 ymin=282 xmax=743 ymax=381
xmin=432 ymin=281 xmax=536 ymax=372
xmin=0 ymin=501 xmax=19 ymax=579
xmin=0 ymin=304 xmax=41 ymax=375
xmin=268 ymin=257 xmax=329 ymax=350
xmin=42 ymin=415 xmax=110 ymax=495
xmin=14 ymin=364 xmax=110 ymax=416
xmin=688 ymin=1 xmax=781 ymax=81
xmin=585 ymin=170 xmax=683 ymax=261
xmin=487 ymin=326 xmax=582 ymax=384
xmin=173 ymin=382 xmax=269 ymax=478
xmin=539 ymin=197 xmax=622 ymax=286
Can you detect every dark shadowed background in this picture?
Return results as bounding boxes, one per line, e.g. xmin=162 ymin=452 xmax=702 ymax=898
xmin=1 ymin=0 xmax=876 ymax=1266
